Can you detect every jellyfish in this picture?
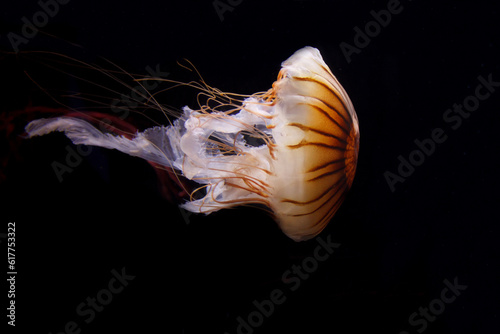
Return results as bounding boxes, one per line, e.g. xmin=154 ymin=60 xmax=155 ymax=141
xmin=25 ymin=46 xmax=359 ymax=241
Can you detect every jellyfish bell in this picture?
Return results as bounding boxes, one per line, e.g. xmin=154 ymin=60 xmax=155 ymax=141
xmin=25 ymin=46 xmax=359 ymax=242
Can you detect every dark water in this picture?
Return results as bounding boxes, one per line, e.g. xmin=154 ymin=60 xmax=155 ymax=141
xmin=1 ymin=1 xmax=499 ymax=333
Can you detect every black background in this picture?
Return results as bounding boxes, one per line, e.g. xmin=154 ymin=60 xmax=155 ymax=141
xmin=1 ymin=0 xmax=499 ymax=333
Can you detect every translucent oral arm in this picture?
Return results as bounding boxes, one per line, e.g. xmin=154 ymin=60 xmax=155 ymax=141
xmin=24 ymin=103 xmax=274 ymax=215
xmin=25 ymin=117 xmax=174 ymax=167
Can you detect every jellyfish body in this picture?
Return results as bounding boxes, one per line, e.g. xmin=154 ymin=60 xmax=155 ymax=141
xmin=26 ymin=47 xmax=359 ymax=241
